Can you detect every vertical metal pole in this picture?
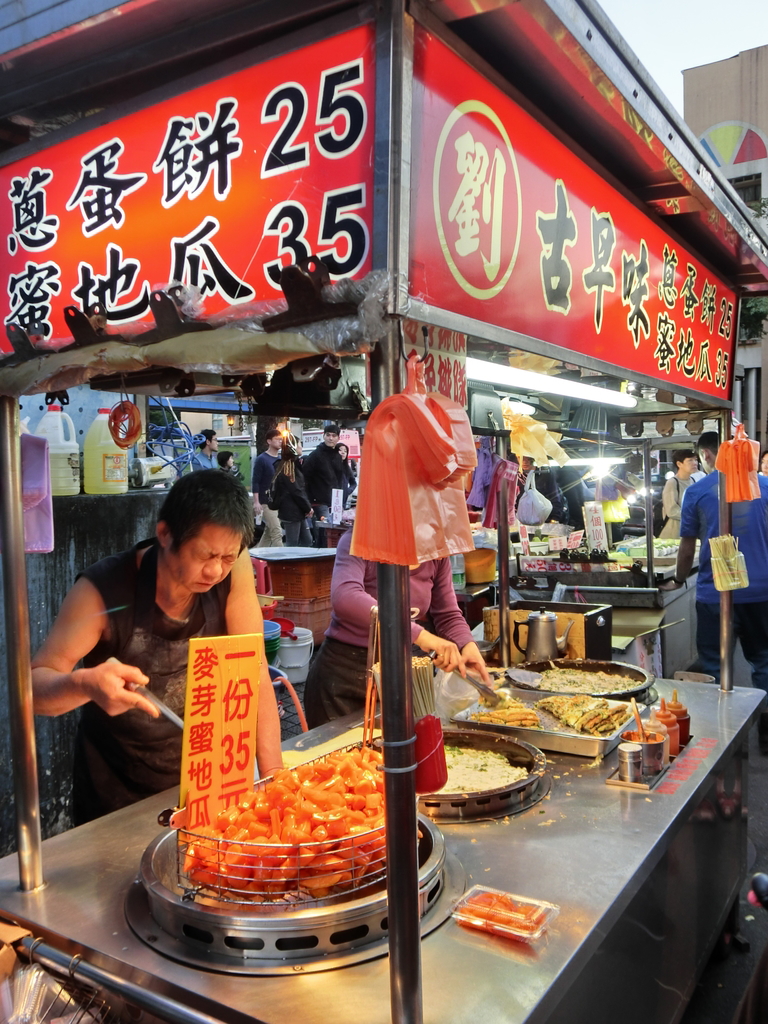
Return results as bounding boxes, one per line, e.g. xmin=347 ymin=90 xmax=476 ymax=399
xmin=372 ymin=4 xmax=420 ymax=1020
xmin=642 ymin=440 xmax=655 ymax=584
xmin=378 ymin=562 xmax=421 ymax=1024
xmin=0 ymin=396 xmax=44 ymax=890
xmin=496 ymin=436 xmax=511 ymax=666
xmin=719 ymin=410 xmax=734 ymax=693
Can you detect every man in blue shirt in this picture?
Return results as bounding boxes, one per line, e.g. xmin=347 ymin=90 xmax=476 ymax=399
xmin=669 ymin=431 xmax=768 ymax=744
xmin=190 ymin=429 xmax=218 ymax=471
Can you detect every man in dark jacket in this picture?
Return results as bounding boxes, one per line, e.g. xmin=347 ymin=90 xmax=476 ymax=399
xmin=302 ymin=425 xmax=345 ymax=524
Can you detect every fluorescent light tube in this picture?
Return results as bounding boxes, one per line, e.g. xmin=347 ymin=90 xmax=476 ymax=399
xmin=466 ymin=358 xmax=638 ymax=409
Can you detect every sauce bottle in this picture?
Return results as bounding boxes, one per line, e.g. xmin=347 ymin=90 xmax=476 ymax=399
xmin=654 ymin=699 xmax=680 ymax=757
xmin=646 ymin=709 xmax=671 ymax=764
xmin=666 ymin=689 xmax=691 ymax=745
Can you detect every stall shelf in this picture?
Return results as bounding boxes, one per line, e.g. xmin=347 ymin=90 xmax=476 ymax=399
xmin=0 ymin=679 xmax=760 ymax=1024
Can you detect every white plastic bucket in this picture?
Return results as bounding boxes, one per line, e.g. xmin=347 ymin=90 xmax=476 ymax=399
xmin=35 ymin=405 xmax=80 ymax=495
xmin=277 ymin=627 xmax=314 ymax=683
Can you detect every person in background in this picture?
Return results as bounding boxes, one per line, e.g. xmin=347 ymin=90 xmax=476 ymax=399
xmin=251 ymin=428 xmax=284 ymax=548
xmin=30 ymin=470 xmax=283 ymax=823
xmin=304 ymin=529 xmax=491 ymax=727
xmin=658 ymin=449 xmax=698 ymax=539
xmin=190 ymin=429 xmax=218 ymax=471
xmin=268 ymin=437 xmax=313 ymax=547
xmin=555 ymin=465 xmax=593 ymax=531
xmin=302 ymin=424 xmax=345 ymax=525
xmin=336 ymin=442 xmax=357 ymax=507
xmin=665 ymin=431 xmax=768 ymax=750
xmin=761 ymin=450 xmax=768 ymax=476
xmin=217 ymin=449 xmax=243 ymax=482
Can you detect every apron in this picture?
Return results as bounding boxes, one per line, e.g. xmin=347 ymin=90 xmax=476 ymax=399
xmin=73 ymin=543 xmax=226 ymax=823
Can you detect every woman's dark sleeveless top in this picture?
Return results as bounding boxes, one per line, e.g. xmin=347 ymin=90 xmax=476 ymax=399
xmin=73 ymin=540 xmax=230 ymax=823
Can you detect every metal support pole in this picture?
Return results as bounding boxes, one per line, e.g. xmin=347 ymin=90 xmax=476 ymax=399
xmin=496 ymin=436 xmax=511 ymax=666
xmin=0 ymin=396 xmax=44 ymax=890
xmin=378 ymin=563 xmax=422 ymax=1024
xmin=22 ymin=939 xmax=231 ymax=1024
xmin=719 ymin=410 xmax=734 ymax=692
xmin=642 ymin=440 xmax=655 ymax=585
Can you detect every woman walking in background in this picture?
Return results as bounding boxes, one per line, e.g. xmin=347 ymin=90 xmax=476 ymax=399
xmin=336 ymin=442 xmax=357 ymax=507
xmin=269 ymin=439 xmax=313 ymax=547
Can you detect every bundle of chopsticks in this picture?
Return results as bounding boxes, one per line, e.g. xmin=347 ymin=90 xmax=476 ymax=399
xmin=710 ymin=534 xmax=749 ymax=592
xmin=412 ymin=656 xmax=436 ymax=719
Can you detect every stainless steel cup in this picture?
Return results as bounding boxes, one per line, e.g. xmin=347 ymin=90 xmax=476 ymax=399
xmin=617 ymin=741 xmax=643 ymax=783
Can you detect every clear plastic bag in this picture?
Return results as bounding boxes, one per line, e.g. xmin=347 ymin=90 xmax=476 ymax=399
xmin=517 ymin=472 xmax=552 ymax=526
xmin=434 ymin=668 xmax=477 ymax=725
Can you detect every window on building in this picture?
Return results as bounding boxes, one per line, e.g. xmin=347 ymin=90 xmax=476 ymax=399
xmin=728 ymin=173 xmax=762 ymax=205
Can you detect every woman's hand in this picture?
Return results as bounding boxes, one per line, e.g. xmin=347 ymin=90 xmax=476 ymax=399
xmin=75 ymin=657 xmax=158 ymax=717
xmin=414 ymin=630 xmax=463 ymax=674
xmin=461 ymin=641 xmax=491 ymax=683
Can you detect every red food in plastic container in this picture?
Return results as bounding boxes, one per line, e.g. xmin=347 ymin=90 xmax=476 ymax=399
xmin=452 ymin=885 xmax=559 ymax=943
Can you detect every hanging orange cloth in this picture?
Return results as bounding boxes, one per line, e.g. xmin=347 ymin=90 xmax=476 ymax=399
xmin=351 ymin=356 xmax=476 ymax=565
xmin=714 ymin=423 xmax=760 ymax=503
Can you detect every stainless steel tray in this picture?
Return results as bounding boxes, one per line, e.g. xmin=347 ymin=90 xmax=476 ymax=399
xmin=453 ymin=694 xmax=642 ymax=757
xmin=417 ymin=730 xmax=547 ymax=822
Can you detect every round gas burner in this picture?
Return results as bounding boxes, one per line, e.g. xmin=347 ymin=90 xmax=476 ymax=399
xmin=126 ymin=816 xmax=463 ymax=975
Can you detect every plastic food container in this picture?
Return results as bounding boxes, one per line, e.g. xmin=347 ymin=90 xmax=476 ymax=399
xmin=452 ymin=884 xmax=559 ymax=942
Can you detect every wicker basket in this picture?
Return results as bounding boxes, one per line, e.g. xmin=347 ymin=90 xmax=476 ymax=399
xmin=269 ymin=559 xmax=335 ymax=599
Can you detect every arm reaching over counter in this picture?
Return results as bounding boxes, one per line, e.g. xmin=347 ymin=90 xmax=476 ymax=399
xmin=304 ymin=530 xmax=488 ymax=728
xmin=31 ymin=470 xmax=282 ymax=825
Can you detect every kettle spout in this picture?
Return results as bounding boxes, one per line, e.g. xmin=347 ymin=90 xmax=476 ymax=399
xmin=556 ymin=620 xmax=574 ymax=654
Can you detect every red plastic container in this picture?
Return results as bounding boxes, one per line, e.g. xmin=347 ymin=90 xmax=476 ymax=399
xmin=414 ymin=715 xmax=448 ymax=794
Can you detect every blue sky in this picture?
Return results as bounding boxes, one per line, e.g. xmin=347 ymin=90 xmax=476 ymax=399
xmin=597 ymin=0 xmax=768 ymax=114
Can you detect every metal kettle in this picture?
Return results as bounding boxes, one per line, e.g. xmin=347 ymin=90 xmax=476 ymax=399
xmin=512 ymin=607 xmax=573 ymax=662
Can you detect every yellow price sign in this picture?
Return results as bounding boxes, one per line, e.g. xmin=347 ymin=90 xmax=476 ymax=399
xmin=179 ymin=633 xmax=262 ymax=829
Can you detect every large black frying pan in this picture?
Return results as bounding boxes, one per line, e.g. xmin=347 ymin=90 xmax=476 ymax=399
xmin=506 ymin=658 xmax=654 ymax=701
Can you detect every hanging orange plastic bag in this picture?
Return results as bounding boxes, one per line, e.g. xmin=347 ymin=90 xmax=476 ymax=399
xmin=715 ymin=423 xmax=760 ymax=503
xmin=351 ymin=355 xmax=476 ymax=565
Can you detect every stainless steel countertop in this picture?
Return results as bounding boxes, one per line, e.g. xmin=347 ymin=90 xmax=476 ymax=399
xmin=0 ymin=681 xmax=762 ymax=1024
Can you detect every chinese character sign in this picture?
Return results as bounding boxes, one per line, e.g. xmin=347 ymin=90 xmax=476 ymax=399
xmin=180 ymin=634 xmax=262 ymax=828
xmin=0 ymin=25 xmax=375 ymax=350
xmin=583 ymin=501 xmax=608 ymax=552
xmin=411 ymin=27 xmax=736 ymax=400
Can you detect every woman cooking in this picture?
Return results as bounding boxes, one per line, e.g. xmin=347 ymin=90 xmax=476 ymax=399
xmin=31 ymin=471 xmax=283 ymax=823
xmin=304 ymin=530 xmax=491 ymax=727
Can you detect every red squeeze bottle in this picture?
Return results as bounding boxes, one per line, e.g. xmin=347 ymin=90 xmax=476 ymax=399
xmin=666 ymin=689 xmax=691 ymax=746
xmin=414 ymin=715 xmax=448 ymax=794
xmin=655 ymin=699 xmax=680 ymax=756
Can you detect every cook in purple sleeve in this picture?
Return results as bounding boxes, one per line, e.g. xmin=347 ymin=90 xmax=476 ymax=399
xmin=304 ymin=530 xmax=490 ymax=728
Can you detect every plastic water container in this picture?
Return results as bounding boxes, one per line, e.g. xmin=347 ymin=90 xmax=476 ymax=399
xmin=277 ymin=626 xmax=314 ymax=684
xmin=35 ymin=405 xmax=80 ymax=495
xmin=83 ymin=408 xmax=128 ymax=494
xmin=450 ymin=553 xmax=465 ymax=590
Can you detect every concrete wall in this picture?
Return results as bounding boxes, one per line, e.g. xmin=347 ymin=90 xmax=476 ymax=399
xmin=0 ymin=491 xmax=166 ymax=857
xmin=684 ymin=44 xmax=768 ymax=138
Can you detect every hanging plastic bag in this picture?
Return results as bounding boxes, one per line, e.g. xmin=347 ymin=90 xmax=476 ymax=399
xmin=517 ymin=471 xmax=552 ymax=526
xmin=351 ymin=355 xmax=476 ymax=564
xmin=715 ymin=423 xmax=760 ymax=503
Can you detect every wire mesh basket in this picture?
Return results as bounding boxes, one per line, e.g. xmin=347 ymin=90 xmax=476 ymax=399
xmin=176 ymin=743 xmax=387 ymax=908
xmin=7 ymin=963 xmax=120 ymax=1023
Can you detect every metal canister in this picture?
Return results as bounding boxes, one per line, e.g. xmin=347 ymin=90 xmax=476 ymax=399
xmin=617 ymin=741 xmax=643 ymax=783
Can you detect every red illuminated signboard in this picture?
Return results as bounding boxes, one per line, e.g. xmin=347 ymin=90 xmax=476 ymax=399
xmin=0 ymin=24 xmax=375 ymax=353
xmin=410 ymin=27 xmax=736 ymax=400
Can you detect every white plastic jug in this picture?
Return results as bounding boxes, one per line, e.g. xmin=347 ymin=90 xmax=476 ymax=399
xmin=35 ymin=405 xmax=80 ymax=495
xmin=83 ymin=408 xmax=128 ymax=495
